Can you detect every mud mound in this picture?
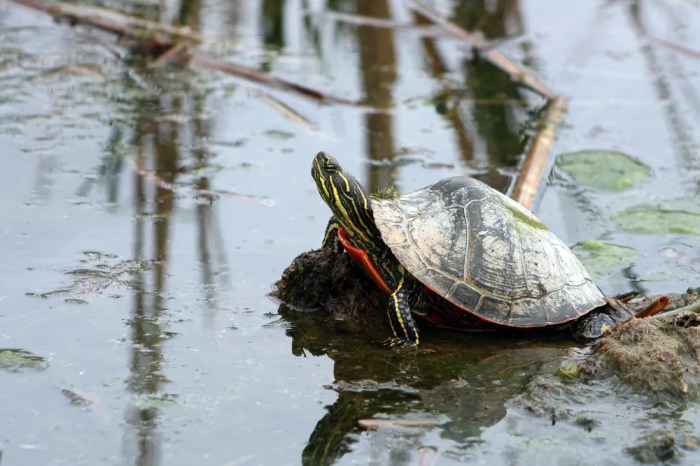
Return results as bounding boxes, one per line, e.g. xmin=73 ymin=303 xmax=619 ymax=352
xmin=593 ymin=311 xmax=700 ymax=401
xmin=273 ymin=248 xmax=386 ymax=334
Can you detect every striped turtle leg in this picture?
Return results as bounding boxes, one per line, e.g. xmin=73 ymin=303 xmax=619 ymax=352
xmin=385 ymin=275 xmax=421 ymax=348
xmin=321 ymin=216 xmax=342 ymax=253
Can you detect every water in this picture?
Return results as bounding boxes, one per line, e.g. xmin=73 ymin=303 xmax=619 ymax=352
xmin=1 ymin=1 xmax=699 ymax=465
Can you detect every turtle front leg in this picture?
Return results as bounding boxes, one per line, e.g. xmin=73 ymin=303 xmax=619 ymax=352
xmin=385 ymin=276 xmax=421 ymax=349
xmin=321 ymin=217 xmax=342 ymax=253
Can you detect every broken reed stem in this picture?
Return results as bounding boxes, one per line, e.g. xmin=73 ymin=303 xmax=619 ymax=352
xmin=654 ymin=38 xmax=700 ymax=60
xmin=511 ymin=96 xmax=567 ymax=210
xmin=250 ymin=90 xmax=318 ymax=132
xmin=407 ymin=1 xmax=557 ymax=101
xmin=10 ymin=0 xmax=352 ymax=106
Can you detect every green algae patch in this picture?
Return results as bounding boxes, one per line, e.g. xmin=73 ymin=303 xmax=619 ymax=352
xmin=506 ymin=204 xmax=548 ymax=231
xmin=557 ymin=150 xmax=650 ymax=191
xmin=0 ymin=349 xmax=48 ymax=372
xmin=372 ymin=186 xmax=399 ymax=200
xmin=614 ymin=203 xmax=700 ymax=236
xmin=572 ymin=240 xmax=639 ymax=278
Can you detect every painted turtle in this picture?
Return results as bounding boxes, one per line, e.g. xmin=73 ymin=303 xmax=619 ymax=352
xmin=312 ymin=152 xmax=607 ymax=348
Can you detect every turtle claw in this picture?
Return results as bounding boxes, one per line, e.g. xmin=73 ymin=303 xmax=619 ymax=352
xmin=382 ymin=337 xmax=419 ymax=350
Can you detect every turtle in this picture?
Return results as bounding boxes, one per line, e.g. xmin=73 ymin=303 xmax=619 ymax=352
xmin=311 ymin=151 xmax=615 ymax=348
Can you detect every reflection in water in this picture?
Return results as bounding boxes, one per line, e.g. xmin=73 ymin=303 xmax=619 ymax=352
xmin=277 ymin=2 xmax=555 ymax=463
xmin=455 ymin=1 xmax=531 ymax=192
xmin=413 ymin=10 xmax=476 ymax=165
xmin=122 ymin=88 xmax=174 ymax=465
xmin=120 ymin=5 xmax=224 ymax=463
xmin=281 ymin=303 xmax=571 ymax=465
xmin=627 ymin=1 xmax=699 ymax=168
xmin=350 ymin=0 xmax=537 ymax=195
xmin=356 ymin=1 xmax=398 ymax=193
xmin=262 ymin=0 xmax=285 ymax=50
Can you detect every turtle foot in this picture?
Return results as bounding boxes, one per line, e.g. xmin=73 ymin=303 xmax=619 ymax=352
xmin=382 ymin=337 xmax=419 ymax=350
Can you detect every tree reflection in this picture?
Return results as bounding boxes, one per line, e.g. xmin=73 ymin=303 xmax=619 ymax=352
xmin=356 ymin=0 xmax=398 ymax=192
xmin=120 ymin=2 xmax=225 ymax=465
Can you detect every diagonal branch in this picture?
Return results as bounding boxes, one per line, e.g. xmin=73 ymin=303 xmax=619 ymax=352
xmin=407 ymin=1 xmax=557 ymax=101
xmin=510 ymin=96 xmax=567 ymax=209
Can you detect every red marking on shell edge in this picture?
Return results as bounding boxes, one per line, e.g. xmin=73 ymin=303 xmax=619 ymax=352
xmin=338 ymin=230 xmax=601 ymax=329
xmin=444 ymin=297 xmax=602 ymax=329
xmin=338 ymin=228 xmax=393 ymax=295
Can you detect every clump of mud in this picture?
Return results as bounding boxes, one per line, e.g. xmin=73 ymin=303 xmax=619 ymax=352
xmin=625 ymin=430 xmax=699 ymax=464
xmin=273 ymin=248 xmax=386 ymax=334
xmin=592 ymin=309 xmax=700 ymax=401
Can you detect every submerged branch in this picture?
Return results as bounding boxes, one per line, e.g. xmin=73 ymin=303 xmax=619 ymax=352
xmin=511 ymin=96 xmax=567 ymax=210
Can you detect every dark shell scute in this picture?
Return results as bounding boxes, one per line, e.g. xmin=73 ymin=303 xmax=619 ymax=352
xmin=476 ymin=296 xmax=511 ymax=323
xmin=508 ymin=298 xmax=547 ymax=326
xmin=446 ymin=282 xmax=482 ymax=313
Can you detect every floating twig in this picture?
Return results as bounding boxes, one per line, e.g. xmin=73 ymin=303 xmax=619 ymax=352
xmin=654 ymin=38 xmax=700 ymax=60
xmin=359 ymin=418 xmax=441 ymax=429
xmin=511 ymin=96 xmax=567 ymax=209
xmin=310 ymin=10 xmax=450 ymax=38
xmin=251 ymin=90 xmax=318 ymax=132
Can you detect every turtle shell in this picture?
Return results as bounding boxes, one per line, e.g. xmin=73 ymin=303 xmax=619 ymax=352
xmin=371 ymin=176 xmax=605 ymax=327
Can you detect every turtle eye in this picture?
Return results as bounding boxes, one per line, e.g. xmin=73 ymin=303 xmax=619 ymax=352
xmin=323 ymin=161 xmax=336 ymax=172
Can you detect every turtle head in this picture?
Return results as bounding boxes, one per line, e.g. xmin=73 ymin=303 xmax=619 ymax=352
xmin=312 ymin=152 xmax=380 ymax=245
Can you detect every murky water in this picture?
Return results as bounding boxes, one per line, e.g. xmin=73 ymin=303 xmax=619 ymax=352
xmin=1 ymin=1 xmax=700 ymax=465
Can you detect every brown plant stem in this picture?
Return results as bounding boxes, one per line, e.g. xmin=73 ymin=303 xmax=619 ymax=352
xmin=511 ymin=96 xmax=567 ymax=210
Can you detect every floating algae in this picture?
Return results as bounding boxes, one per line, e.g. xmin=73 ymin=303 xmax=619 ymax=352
xmin=557 ymin=150 xmax=650 ymax=191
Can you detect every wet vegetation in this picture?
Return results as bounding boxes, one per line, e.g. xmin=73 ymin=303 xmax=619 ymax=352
xmin=2 ymin=0 xmax=700 ymax=465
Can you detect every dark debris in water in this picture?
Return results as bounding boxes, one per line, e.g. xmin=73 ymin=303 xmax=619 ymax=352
xmin=28 ymin=251 xmax=156 ymax=303
xmin=625 ymin=429 xmax=699 ymax=464
xmin=61 ymin=388 xmax=93 ymax=407
xmin=0 ymin=348 xmax=48 ymax=372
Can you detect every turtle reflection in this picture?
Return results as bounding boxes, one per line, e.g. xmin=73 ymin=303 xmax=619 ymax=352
xmin=279 ymin=303 xmax=573 ymax=465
